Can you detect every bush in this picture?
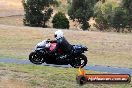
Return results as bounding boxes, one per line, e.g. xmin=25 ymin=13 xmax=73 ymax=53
xmin=93 ymin=1 xmax=118 ymax=31
xmin=52 ymin=12 xmax=69 ymax=29
xmin=94 ymin=0 xmax=132 ymax=32
xmin=81 ymin=22 xmax=90 ymax=31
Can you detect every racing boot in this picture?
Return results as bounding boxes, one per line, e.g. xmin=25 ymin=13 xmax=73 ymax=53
xmin=60 ymin=55 xmax=71 ymax=62
xmin=56 ymin=55 xmax=67 ymax=62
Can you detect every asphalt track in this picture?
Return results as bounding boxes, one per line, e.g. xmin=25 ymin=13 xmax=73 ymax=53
xmin=0 ymin=58 xmax=132 ymax=75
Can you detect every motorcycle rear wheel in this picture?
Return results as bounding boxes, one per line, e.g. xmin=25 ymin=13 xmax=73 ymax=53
xmin=70 ymin=54 xmax=87 ymax=68
xmin=29 ymin=52 xmax=44 ymax=65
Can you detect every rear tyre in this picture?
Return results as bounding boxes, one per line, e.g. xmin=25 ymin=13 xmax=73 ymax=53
xmin=29 ymin=52 xmax=44 ymax=65
xmin=70 ymin=54 xmax=87 ymax=68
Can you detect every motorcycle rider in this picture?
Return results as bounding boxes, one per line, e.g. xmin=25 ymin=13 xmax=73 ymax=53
xmin=51 ymin=30 xmax=73 ymax=60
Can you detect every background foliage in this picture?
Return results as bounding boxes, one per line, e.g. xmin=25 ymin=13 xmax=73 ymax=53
xmin=52 ymin=12 xmax=69 ymax=29
xmin=22 ymin=0 xmax=57 ymax=27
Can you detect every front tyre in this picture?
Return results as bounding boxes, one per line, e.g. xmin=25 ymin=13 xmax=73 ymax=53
xmin=70 ymin=54 xmax=87 ymax=68
xmin=29 ymin=52 xmax=44 ymax=65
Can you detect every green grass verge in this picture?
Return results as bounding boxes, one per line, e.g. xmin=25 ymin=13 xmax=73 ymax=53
xmin=0 ymin=63 xmax=131 ymax=88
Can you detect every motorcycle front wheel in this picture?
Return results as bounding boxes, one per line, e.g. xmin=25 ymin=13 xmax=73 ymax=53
xmin=70 ymin=54 xmax=87 ymax=68
xmin=29 ymin=52 xmax=44 ymax=65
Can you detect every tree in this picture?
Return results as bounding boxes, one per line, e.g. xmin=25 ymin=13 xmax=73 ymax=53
xmin=22 ymin=0 xmax=57 ymax=27
xmin=122 ymin=0 xmax=132 ymax=32
xmin=110 ymin=7 xmax=128 ymax=32
xmin=127 ymin=15 xmax=132 ymax=32
xmin=52 ymin=12 xmax=69 ymax=29
xmin=68 ymin=0 xmax=97 ymax=30
xmin=122 ymin=0 xmax=132 ymax=13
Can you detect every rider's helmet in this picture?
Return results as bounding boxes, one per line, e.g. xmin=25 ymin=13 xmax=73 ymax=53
xmin=54 ymin=30 xmax=64 ymax=40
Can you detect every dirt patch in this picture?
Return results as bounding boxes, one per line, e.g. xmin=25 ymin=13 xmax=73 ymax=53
xmin=0 ymin=69 xmax=29 ymax=88
xmin=0 ymin=79 xmax=27 ymax=88
xmin=0 ymin=16 xmax=23 ymax=26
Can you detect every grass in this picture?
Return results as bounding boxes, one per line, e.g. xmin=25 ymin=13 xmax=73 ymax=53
xmin=0 ymin=25 xmax=132 ymax=68
xmin=0 ymin=63 xmax=131 ymax=88
xmin=0 ymin=16 xmax=23 ymax=26
xmin=0 ymin=0 xmax=23 ymax=9
xmin=0 ymin=0 xmax=23 ymax=17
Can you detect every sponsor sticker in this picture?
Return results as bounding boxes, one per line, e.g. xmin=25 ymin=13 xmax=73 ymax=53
xmin=76 ymin=67 xmax=131 ymax=85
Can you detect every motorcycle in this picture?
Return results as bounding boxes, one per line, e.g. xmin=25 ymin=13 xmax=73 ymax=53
xmin=29 ymin=40 xmax=88 ymax=68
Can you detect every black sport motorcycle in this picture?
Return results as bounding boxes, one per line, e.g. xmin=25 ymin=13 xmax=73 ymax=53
xmin=29 ymin=40 xmax=88 ymax=68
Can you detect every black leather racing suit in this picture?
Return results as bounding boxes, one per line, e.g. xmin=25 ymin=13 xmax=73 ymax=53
xmin=58 ymin=37 xmax=72 ymax=54
xmin=51 ymin=37 xmax=73 ymax=59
